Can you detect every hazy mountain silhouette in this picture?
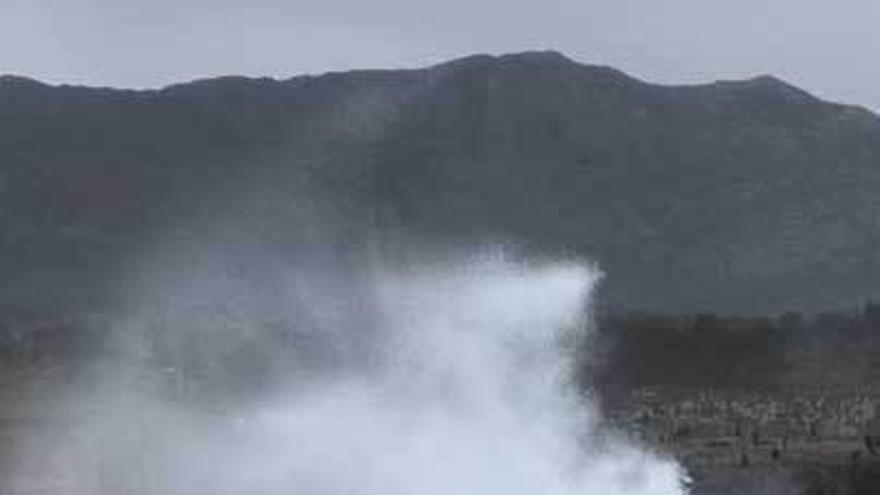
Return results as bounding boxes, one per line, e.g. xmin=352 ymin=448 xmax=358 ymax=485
xmin=2 ymin=51 xmax=880 ymax=316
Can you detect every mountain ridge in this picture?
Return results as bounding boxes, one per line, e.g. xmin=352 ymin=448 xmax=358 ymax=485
xmin=4 ymin=50 xmax=872 ymax=114
xmin=2 ymin=51 xmax=880 ymax=316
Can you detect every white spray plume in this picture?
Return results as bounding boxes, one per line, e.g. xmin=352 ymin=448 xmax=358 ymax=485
xmin=11 ymin=253 xmax=688 ymax=494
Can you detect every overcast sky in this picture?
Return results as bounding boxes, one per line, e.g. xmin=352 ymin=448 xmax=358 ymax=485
xmin=3 ymin=0 xmax=880 ymax=110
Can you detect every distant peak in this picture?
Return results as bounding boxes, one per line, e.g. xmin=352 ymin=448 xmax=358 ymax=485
xmin=749 ymin=74 xmax=785 ymax=84
xmin=0 ymin=75 xmax=48 ymax=88
xmin=744 ymin=74 xmax=799 ymax=90
xmin=432 ymin=50 xmax=577 ymax=71
xmin=713 ymin=74 xmax=818 ymax=103
xmin=714 ymin=74 xmax=793 ymax=89
xmin=496 ymin=50 xmax=574 ymax=64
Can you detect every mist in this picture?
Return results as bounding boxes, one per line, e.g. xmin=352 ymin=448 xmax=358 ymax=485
xmin=8 ymin=247 xmax=688 ymax=494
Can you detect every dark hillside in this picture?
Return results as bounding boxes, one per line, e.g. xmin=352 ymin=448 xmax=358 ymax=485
xmin=3 ymin=51 xmax=880 ymax=315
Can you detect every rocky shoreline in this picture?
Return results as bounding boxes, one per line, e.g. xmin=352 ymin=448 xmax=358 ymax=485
xmin=609 ymin=387 xmax=880 ymax=494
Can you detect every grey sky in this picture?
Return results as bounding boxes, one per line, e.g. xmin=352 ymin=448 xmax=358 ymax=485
xmin=2 ymin=0 xmax=879 ymax=110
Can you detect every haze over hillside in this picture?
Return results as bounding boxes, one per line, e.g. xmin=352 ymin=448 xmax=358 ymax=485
xmin=2 ymin=50 xmax=880 ymax=316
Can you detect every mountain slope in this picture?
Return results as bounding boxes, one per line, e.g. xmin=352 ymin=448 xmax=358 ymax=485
xmin=2 ymin=51 xmax=880 ymax=315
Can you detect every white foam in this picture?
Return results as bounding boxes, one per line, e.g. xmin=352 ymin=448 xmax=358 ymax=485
xmin=11 ymin=254 xmax=688 ymax=494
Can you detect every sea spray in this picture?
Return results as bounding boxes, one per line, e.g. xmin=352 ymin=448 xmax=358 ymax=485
xmin=11 ymin=254 xmax=688 ymax=494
